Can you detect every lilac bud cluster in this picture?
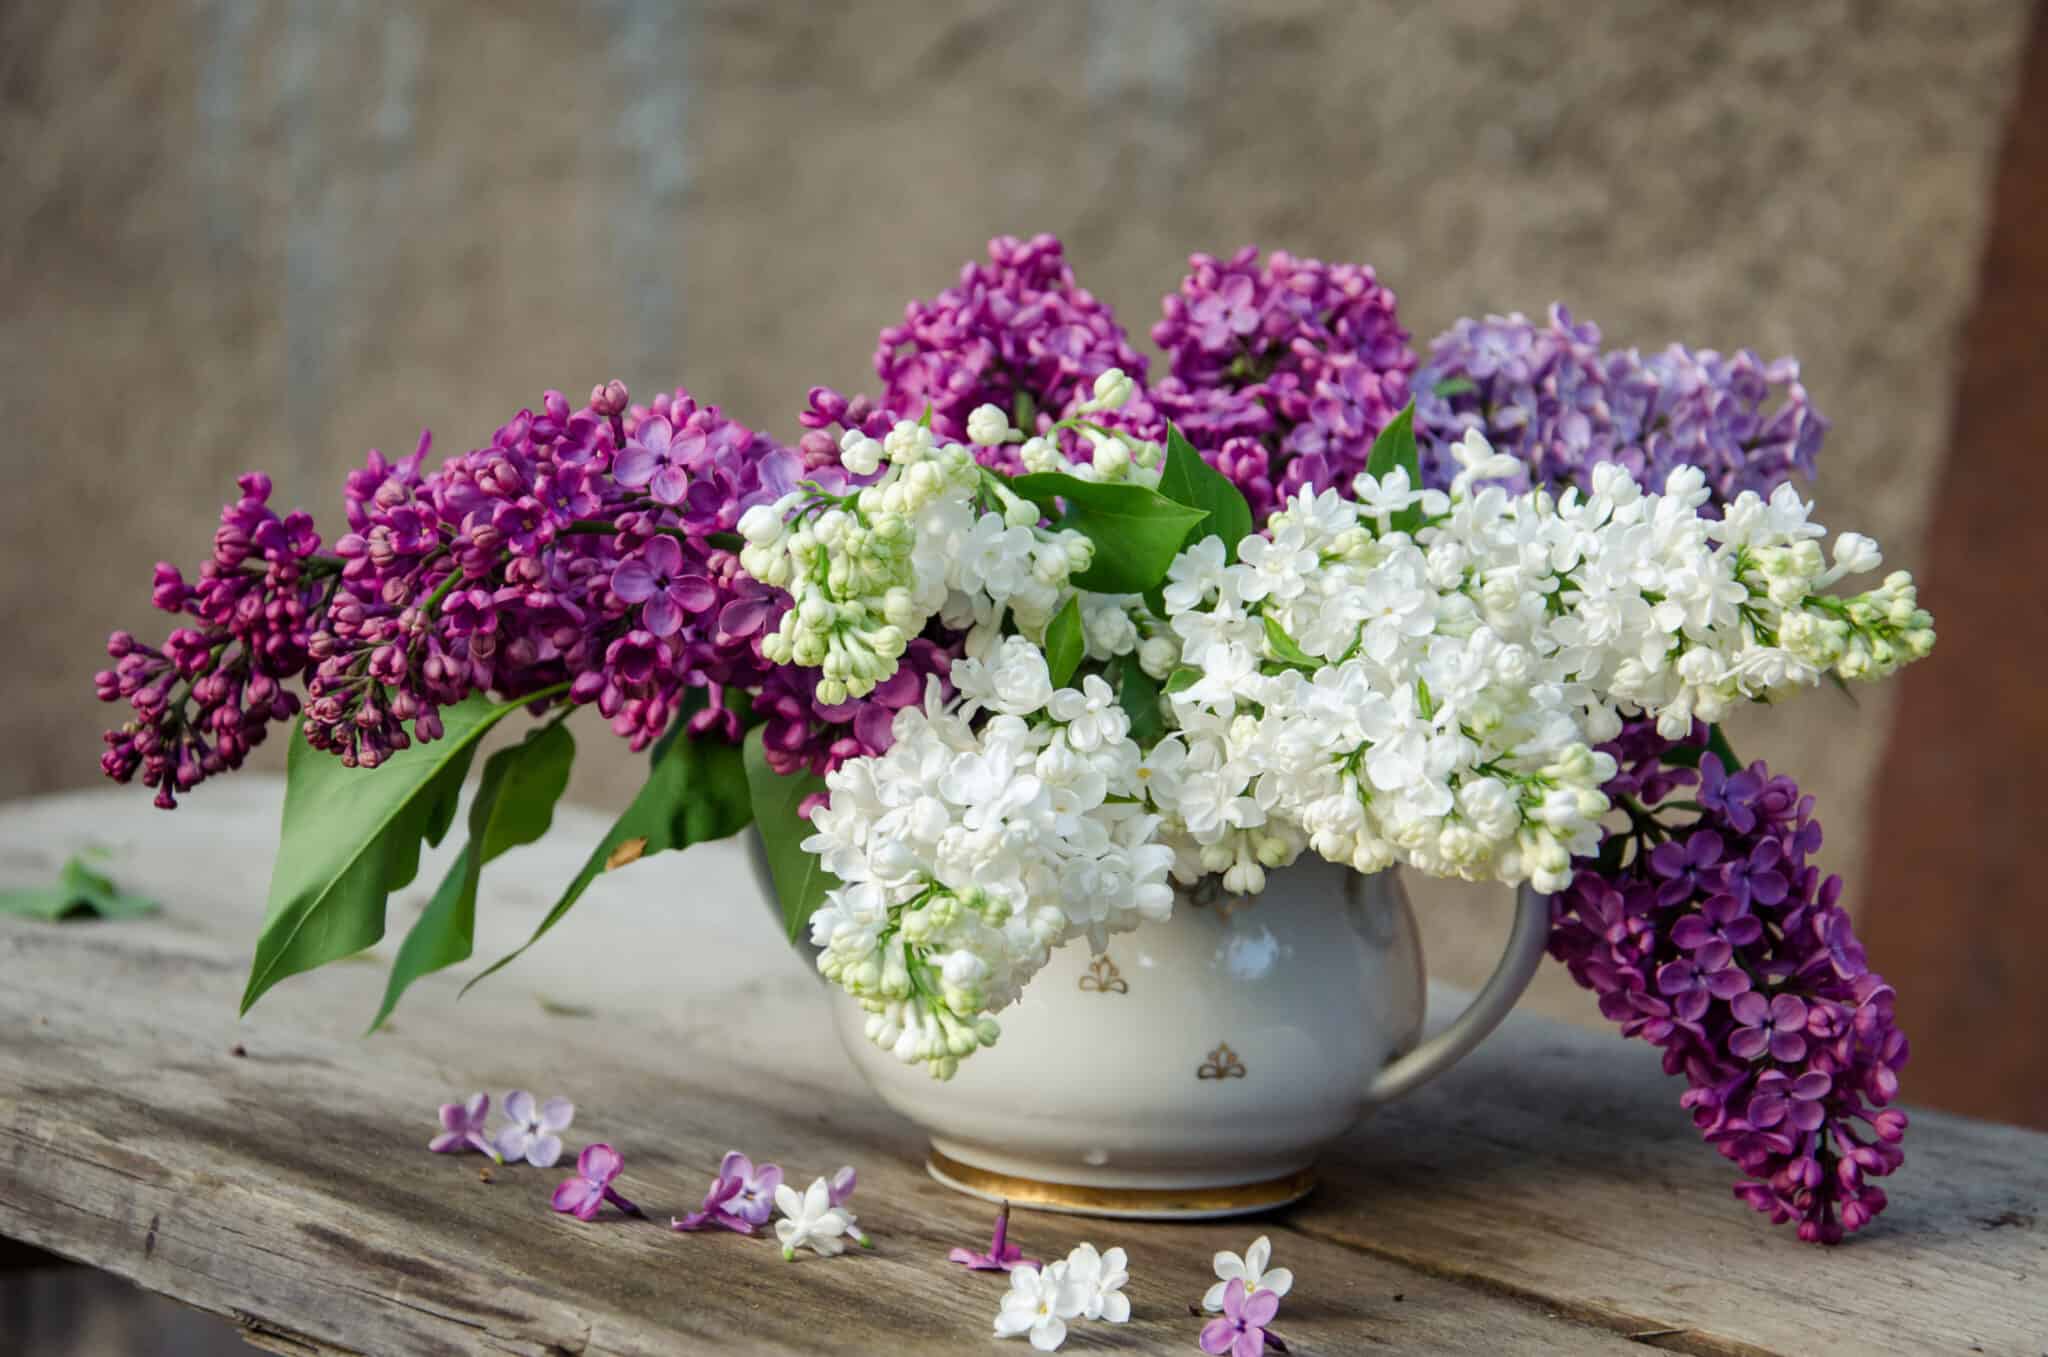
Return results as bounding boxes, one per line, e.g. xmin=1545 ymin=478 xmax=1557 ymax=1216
xmin=1413 ymin=305 xmax=1827 ymax=505
xmin=96 ymin=474 xmax=327 ymax=806
xmin=1550 ymin=735 xmax=1908 ymax=1242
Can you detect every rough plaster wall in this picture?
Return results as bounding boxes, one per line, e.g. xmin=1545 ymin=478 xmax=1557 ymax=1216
xmin=0 ymin=1 xmax=2029 ymax=1028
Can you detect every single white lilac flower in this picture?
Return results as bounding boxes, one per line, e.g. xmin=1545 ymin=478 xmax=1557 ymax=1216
xmin=826 ymin=1165 xmax=873 ymax=1248
xmin=492 ymin=1091 xmax=574 ymax=1168
xmin=1203 ymin=1234 xmax=1293 ymax=1313
xmin=774 ymin=1176 xmax=853 ymax=1261
xmin=994 ymin=1260 xmax=1084 ymax=1350
xmin=1063 ymin=1242 xmax=1131 ymax=1323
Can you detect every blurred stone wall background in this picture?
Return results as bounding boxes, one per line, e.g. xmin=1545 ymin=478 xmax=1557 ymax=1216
xmin=0 ymin=0 xmax=2031 ymax=1038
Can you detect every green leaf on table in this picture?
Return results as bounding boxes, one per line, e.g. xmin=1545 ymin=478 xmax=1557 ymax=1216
xmin=1009 ymin=472 xmax=1209 ymax=595
xmin=243 ymin=693 xmax=527 ymax=1015
xmin=744 ymin=726 xmax=839 ymax=943
xmin=1045 ymin=594 xmax=1086 ymax=688
xmin=0 ymin=857 xmax=160 ymax=922
xmin=1261 ymin=615 xmax=1320 ymax=672
xmin=465 ymin=708 xmax=753 ymax=993
xmin=1362 ymin=403 xmax=1424 ymax=533
xmin=1111 ymin=653 xmax=1164 ymax=744
xmin=369 ymin=720 xmax=575 ymax=1032
xmin=1157 ymin=424 xmax=1255 ymax=562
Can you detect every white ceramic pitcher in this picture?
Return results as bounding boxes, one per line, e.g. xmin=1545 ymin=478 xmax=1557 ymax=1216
xmin=758 ymin=845 xmax=1550 ymax=1219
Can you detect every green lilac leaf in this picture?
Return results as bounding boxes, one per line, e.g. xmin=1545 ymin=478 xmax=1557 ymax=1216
xmin=1008 ymin=472 xmax=1210 ymax=595
xmin=1428 ymin=376 xmax=1478 ymax=400
xmin=1158 ymin=423 xmax=1255 ymax=562
xmin=1111 ymin=653 xmax=1165 ymax=744
xmin=1045 ymin=594 xmax=1086 ymax=688
xmin=242 ymin=693 xmax=523 ymax=1015
xmin=1705 ymin=723 xmax=1743 ymax=771
xmin=1261 ymin=614 xmax=1320 ymax=671
xmin=0 ymin=857 xmax=160 ymax=921
xmin=1164 ymin=666 xmax=1202 ymax=695
xmin=369 ymin=720 xmax=575 ymax=1032
xmin=464 ymin=707 xmax=752 ymax=994
xmin=743 ymin=726 xmax=840 ymax=943
xmin=1363 ymin=403 xmax=1424 ymax=533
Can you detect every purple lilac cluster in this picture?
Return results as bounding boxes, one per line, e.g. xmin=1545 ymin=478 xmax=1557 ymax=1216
xmin=1413 ymin=305 xmax=1827 ymax=502
xmin=95 ymin=475 xmax=327 ymax=806
xmin=96 ymin=381 xmax=928 ymax=798
xmin=1550 ymin=741 xmax=1907 ymax=1242
xmin=873 ymin=232 xmax=1150 ymax=470
xmin=1150 ymin=246 xmax=1417 ymax=520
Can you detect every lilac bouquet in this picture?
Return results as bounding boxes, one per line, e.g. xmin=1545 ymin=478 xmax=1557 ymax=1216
xmin=94 ymin=235 xmax=1931 ymax=1244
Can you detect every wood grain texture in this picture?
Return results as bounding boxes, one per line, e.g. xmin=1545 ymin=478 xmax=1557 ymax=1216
xmin=0 ymin=783 xmax=2043 ymax=1355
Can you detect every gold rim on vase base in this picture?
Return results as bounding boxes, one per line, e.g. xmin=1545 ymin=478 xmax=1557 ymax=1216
xmin=926 ymin=1148 xmax=1317 ymax=1219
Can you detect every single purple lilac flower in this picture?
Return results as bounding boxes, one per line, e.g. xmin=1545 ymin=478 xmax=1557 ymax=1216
xmin=1718 ymin=837 xmax=1789 ymax=908
xmin=550 ymin=1143 xmax=641 ymax=1221
xmin=671 ymin=1169 xmax=755 ymax=1235
xmin=492 ymin=1090 xmax=574 ymax=1168
xmin=1747 ymin=1069 xmax=1832 ymax=1133
xmin=1649 ymin=830 xmax=1724 ymax=908
xmin=714 ymin=1150 xmax=783 ymax=1227
xmin=611 ymin=536 xmax=716 ymax=638
xmin=1670 ymin=892 xmax=1763 ymax=967
xmin=1729 ymin=992 xmax=1810 ymax=1063
xmin=1200 ymin=1277 xmax=1282 ymax=1357
xmin=1697 ymin=755 xmax=1764 ymax=833
xmin=1815 ymin=908 xmax=1870 ymax=980
xmin=613 ymin=414 xmax=691 ymax=504
xmin=950 ymin=1201 xmax=1037 ymax=1272
xmin=1655 ymin=954 xmax=1751 ymax=1022
xmin=429 ymin=1092 xmax=502 ymax=1161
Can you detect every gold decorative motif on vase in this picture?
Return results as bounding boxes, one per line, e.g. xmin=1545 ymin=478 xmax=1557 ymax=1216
xmin=1078 ymin=954 xmax=1129 ymax=994
xmin=1198 ymin=1042 xmax=1247 ymax=1080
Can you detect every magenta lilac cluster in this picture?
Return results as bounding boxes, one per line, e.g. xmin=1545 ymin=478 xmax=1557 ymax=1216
xmin=96 ymin=382 xmax=943 ymax=797
xmin=1412 ymin=305 xmax=1827 ymax=503
xmin=1151 ymin=246 xmax=1416 ymax=519
xmin=1550 ymin=735 xmax=1908 ymax=1242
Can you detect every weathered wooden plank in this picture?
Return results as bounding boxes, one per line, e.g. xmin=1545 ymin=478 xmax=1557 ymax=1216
xmin=0 ymin=783 xmax=2043 ymax=1355
xmin=0 ymin=787 xmax=1635 ymax=1355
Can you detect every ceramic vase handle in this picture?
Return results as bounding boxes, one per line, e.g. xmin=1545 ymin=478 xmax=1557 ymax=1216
xmin=1364 ymin=883 xmax=1552 ymax=1104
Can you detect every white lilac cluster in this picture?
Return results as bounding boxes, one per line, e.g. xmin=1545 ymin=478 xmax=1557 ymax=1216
xmin=1003 ymin=368 xmax=1166 ymax=489
xmin=802 ymin=650 xmax=1173 ymax=1077
xmin=738 ymin=420 xmax=1093 ymax=703
xmin=1149 ymin=432 xmax=1934 ymax=895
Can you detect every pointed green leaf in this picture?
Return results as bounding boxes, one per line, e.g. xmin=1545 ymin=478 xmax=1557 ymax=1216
xmin=1045 ymin=595 xmax=1085 ymax=688
xmin=1705 ymin=723 xmax=1743 ymax=772
xmin=370 ymin=720 xmax=575 ymax=1031
xmin=1157 ymin=424 xmax=1255 ymax=562
xmin=1008 ymin=472 xmax=1209 ymax=595
xmin=243 ymin=694 xmax=526 ymax=1015
xmin=465 ymin=711 xmax=752 ymax=994
xmin=744 ymin=726 xmax=839 ymax=943
xmin=0 ymin=855 xmax=157 ymax=921
xmin=1110 ymin=653 xmax=1164 ymax=744
xmin=1261 ymin=614 xmax=1320 ymax=671
xmin=0 ymin=884 xmax=78 ymax=920
xmin=1363 ymin=403 xmax=1423 ymax=533
xmin=1427 ymin=376 xmax=1478 ymax=400
xmin=1164 ymin=665 xmax=1202 ymax=695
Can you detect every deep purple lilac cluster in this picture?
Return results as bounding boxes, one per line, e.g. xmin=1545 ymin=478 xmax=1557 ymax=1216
xmin=95 ymin=381 xmax=931 ymax=796
xmin=1550 ymin=739 xmax=1907 ymax=1243
xmin=1150 ymin=246 xmax=1417 ymax=520
xmin=1413 ymin=305 xmax=1827 ymax=503
xmin=873 ymin=232 xmax=1150 ymax=469
xmin=95 ymin=475 xmax=326 ymax=806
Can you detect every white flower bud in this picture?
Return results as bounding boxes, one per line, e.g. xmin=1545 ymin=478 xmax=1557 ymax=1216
xmin=966 ymin=404 xmax=1013 ymax=448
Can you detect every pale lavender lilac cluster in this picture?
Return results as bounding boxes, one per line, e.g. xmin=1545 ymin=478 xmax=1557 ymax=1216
xmin=1413 ymin=305 xmax=1827 ymax=503
xmin=1550 ymin=737 xmax=1908 ymax=1242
